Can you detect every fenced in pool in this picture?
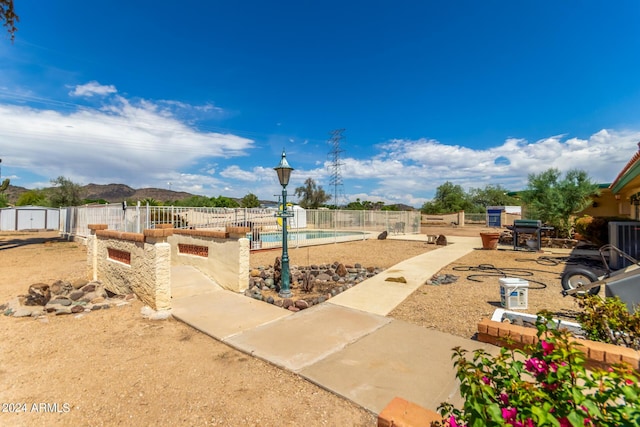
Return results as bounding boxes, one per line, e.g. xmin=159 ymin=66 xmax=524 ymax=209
xmin=250 ymin=229 xmax=371 ymax=250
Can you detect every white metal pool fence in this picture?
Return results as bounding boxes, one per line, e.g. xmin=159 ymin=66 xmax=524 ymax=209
xmin=59 ymin=204 xmax=422 ymax=249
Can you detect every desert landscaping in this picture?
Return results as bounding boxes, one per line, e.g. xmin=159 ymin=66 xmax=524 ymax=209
xmin=0 ymin=226 xmax=589 ymax=426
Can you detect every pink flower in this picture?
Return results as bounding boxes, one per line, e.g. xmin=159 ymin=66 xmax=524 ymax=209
xmin=541 ymin=340 xmax=555 ymax=355
xmin=449 ymin=415 xmax=467 ymax=427
xmin=559 ymin=417 xmax=571 ymax=427
xmin=525 ymin=357 xmax=549 ymax=375
xmin=499 ymin=393 xmax=509 ymax=405
xmin=502 ymin=407 xmax=517 ymax=422
xmin=482 ymin=376 xmax=490 ymax=385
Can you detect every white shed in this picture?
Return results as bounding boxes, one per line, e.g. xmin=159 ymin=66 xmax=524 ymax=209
xmin=486 ymin=206 xmax=522 ymax=227
xmin=0 ymin=206 xmax=60 ymax=231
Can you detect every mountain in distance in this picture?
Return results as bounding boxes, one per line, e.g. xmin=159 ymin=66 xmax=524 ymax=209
xmin=82 ymin=183 xmax=195 ymax=203
xmin=4 ymin=183 xmax=198 ymax=205
xmin=4 ymin=183 xmax=417 ymax=210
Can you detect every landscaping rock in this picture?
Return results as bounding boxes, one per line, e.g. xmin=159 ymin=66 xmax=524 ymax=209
xmin=246 ymin=259 xmax=383 ymax=313
xmin=26 ymin=283 xmax=50 ymax=306
xmin=294 ymin=300 xmax=309 ymax=310
xmin=3 ymin=280 xmax=134 ymax=319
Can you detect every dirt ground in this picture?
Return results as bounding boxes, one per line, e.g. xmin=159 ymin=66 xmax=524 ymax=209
xmin=0 ymin=226 xmax=594 ymax=426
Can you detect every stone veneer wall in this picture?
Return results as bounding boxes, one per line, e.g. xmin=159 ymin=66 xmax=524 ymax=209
xmin=87 ymin=224 xmax=172 ymax=311
xmin=168 ymin=229 xmax=250 ymax=293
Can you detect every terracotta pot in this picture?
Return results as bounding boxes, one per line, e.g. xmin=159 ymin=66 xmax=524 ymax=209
xmin=480 ymin=232 xmax=500 ymax=250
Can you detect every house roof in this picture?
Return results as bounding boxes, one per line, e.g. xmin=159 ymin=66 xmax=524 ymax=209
xmin=610 ymin=142 xmax=640 ymax=194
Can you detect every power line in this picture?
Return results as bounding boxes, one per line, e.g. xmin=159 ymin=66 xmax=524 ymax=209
xmin=327 ymin=129 xmax=345 ymax=208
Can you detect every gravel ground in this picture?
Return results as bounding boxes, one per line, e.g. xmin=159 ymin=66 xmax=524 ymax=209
xmin=0 ymin=226 xmax=600 ymax=426
xmin=388 ymin=247 xmax=596 ymax=338
xmin=251 ymin=226 xmax=598 ymax=339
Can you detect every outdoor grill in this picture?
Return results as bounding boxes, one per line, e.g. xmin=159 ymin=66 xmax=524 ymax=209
xmin=507 ymin=219 xmax=552 ymax=251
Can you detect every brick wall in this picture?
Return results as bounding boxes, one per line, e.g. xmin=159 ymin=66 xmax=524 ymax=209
xmin=477 ymin=318 xmax=640 ymax=371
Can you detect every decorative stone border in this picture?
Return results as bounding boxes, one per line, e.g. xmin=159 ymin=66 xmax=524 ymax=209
xmin=477 ymin=318 xmax=640 ymax=371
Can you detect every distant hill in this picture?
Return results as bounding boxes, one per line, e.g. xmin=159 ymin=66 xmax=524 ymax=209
xmin=392 ymin=203 xmax=416 ymax=211
xmin=3 ymin=183 xmax=417 ymax=209
xmin=4 ymin=183 xmax=198 ymax=205
xmin=83 ymin=183 xmax=194 ymax=203
xmin=4 ymin=184 xmax=28 ymax=204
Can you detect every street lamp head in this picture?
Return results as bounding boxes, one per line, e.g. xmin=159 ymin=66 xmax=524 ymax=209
xmin=274 ymin=149 xmax=294 ymax=187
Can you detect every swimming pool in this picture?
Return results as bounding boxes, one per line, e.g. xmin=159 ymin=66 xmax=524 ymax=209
xmin=250 ymin=229 xmax=368 ymax=249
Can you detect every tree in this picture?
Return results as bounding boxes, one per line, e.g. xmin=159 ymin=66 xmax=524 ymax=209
xmin=1 ymin=0 xmax=18 ymax=42
xmin=421 ymin=181 xmax=473 ymax=214
xmin=49 ymin=176 xmax=84 ymax=207
xmin=294 ymin=178 xmax=331 ymax=209
xmin=82 ymin=198 xmax=109 ymax=205
xmin=211 ymin=195 xmax=239 ymax=208
xmin=175 ymin=195 xmax=213 ymax=207
xmin=520 ymin=168 xmax=600 ymax=237
xmin=467 ymin=184 xmax=520 ymax=213
xmin=16 ymin=189 xmax=48 ymax=206
xmin=140 ymin=198 xmax=161 ymax=206
xmin=0 ymin=176 xmax=9 ymax=207
xmin=345 ymin=199 xmax=384 ymax=211
xmin=240 ymin=193 xmax=260 ymax=208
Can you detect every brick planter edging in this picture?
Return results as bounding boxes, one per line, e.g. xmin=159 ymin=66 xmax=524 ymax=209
xmin=378 ymin=397 xmax=446 ymax=427
xmin=477 ymin=318 xmax=640 ymax=371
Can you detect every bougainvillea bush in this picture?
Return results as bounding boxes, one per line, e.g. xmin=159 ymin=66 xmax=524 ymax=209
xmin=434 ymin=312 xmax=640 ymax=427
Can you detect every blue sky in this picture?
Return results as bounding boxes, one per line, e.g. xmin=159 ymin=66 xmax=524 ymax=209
xmin=1 ymin=1 xmax=640 ymax=207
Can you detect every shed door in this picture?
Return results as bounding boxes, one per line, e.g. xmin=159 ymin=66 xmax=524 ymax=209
xmin=487 ymin=209 xmax=502 ymax=227
xmin=17 ymin=209 xmax=46 ymax=230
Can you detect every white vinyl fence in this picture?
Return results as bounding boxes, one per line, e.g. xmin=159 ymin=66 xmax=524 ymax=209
xmin=60 ymin=204 xmax=421 ymax=249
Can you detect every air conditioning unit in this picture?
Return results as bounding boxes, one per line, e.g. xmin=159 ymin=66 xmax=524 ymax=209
xmin=609 ymin=221 xmax=640 ymax=269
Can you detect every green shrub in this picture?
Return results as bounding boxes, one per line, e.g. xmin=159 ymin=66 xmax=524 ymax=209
xmin=577 ymin=295 xmax=640 ymax=350
xmin=574 ymin=216 xmax=631 ymax=247
xmin=435 ymin=312 xmax=640 ymax=427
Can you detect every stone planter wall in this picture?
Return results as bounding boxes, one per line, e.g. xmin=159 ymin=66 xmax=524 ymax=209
xmin=169 ymin=229 xmax=250 ymax=293
xmin=477 ymin=318 xmax=640 ymax=371
xmin=88 ymin=225 xmax=251 ymax=306
xmin=88 ymin=224 xmax=172 ymax=311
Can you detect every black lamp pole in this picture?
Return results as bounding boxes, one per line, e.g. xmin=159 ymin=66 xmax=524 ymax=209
xmin=274 ymin=150 xmax=294 ymax=298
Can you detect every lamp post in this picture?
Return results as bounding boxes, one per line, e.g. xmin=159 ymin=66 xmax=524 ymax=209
xmin=274 ymin=150 xmax=294 ymax=298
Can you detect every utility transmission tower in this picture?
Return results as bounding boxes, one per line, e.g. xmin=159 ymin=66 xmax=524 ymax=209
xmin=327 ymin=129 xmax=345 ymax=208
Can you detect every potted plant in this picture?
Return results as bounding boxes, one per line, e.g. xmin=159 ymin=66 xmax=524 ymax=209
xmin=480 ymin=232 xmax=501 ymax=250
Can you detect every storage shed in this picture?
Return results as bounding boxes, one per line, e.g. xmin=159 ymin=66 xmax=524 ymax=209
xmin=0 ymin=206 xmax=60 ymax=231
xmin=486 ymin=206 xmax=522 ymax=227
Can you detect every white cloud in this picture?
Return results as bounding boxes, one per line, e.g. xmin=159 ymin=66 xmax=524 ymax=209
xmin=3 ymin=81 xmax=639 ymax=207
xmin=69 ymin=81 xmax=117 ymax=97
xmin=0 ymin=93 xmax=255 ymax=193
xmin=292 ymin=130 xmax=640 ymax=206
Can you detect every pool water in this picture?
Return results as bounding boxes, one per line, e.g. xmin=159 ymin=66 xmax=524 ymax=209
xmin=254 ymin=230 xmax=365 ymax=243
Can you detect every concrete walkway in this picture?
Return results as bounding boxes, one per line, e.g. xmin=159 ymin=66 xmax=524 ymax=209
xmin=171 ymin=235 xmax=498 ymax=416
